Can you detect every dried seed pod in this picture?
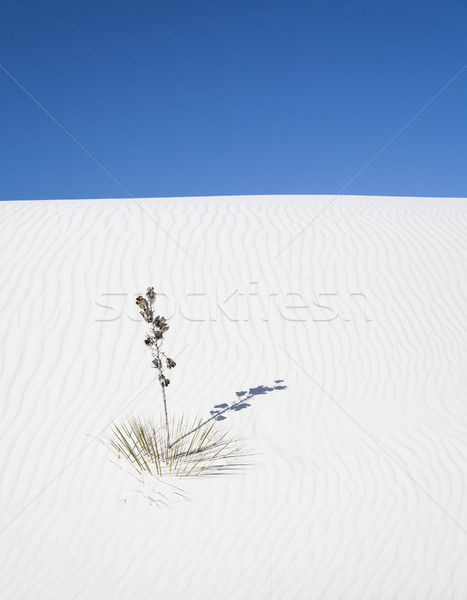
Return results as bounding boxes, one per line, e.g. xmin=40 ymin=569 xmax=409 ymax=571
xmin=144 ymin=337 xmax=153 ymax=346
xmin=158 ymin=373 xmax=168 ymax=387
xmin=146 ymin=287 xmax=156 ymax=304
xmin=166 ymin=358 xmax=176 ymax=369
xmin=136 ymin=296 xmax=146 ymax=308
xmin=141 ymin=311 xmax=152 ymax=323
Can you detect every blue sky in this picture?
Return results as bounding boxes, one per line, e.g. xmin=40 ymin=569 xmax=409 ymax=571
xmin=1 ymin=0 xmax=466 ymax=200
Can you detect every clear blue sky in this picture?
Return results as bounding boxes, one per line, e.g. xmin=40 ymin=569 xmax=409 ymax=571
xmin=1 ymin=0 xmax=466 ymax=200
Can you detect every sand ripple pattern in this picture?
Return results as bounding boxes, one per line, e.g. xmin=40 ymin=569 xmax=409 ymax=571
xmin=0 ymin=195 xmax=466 ymax=599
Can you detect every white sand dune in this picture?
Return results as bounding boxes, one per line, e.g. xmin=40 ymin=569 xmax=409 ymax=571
xmin=1 ymin=194 xmax=466 ymax=599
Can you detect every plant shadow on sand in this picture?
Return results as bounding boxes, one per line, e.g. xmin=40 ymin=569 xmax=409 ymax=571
xmin=209 ymin=380 xmax=287 ymax=422
xmin=172 ymin=380 xmax=288 ymax=448
xmin=157 ymin=380 xmax=288 ymax=475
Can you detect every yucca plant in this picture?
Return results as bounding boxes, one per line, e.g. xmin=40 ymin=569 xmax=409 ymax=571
xmin=136 ymin=287 xmax=175 ymax=449
xmin=107 ymin=286 xmax=247 ymax=482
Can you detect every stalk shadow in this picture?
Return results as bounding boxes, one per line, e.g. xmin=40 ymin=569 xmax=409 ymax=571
xmin=209 ymin=380 xmax=287 ymax=421
xmin=171 ymin=380 xmax=287 ymax=447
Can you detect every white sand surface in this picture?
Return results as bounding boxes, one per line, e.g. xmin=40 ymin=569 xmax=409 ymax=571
xmin=0 ymin=194 xmax=466 ymax=599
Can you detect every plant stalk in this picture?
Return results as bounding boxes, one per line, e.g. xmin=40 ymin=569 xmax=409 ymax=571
xmin=161 ymin=377 xmax=171 ymax=449
xmin=155 ymin=342 xmax=171 ymax=449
